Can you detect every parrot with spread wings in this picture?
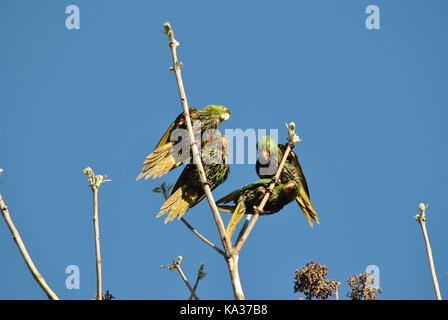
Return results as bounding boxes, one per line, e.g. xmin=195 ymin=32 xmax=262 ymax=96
xmin=136 ymin=105 xmax=231 ymax=180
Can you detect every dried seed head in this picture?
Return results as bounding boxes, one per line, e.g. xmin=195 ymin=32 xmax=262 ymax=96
xmin=294 ymin=262 xmax=338 ymax=300
xmin=347 ymin=273 xmax=382 ymax=300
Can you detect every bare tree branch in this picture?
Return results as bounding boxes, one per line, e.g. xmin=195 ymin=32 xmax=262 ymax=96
xmin=153 ymin=183 xmax=225 ymax=256
xmin=180 ymin=218 xmax=225 ymax=256
xmin=189 ymin=263 xmax=206 ymax=300
xmin=161 ymin=256 xmax=200 ymax=300
xmin=83 ymin=167 xmax=111 ymax=300
xmin=0 ymin=191 xmax=59 ymax=300
xmin=415 ymin=203 xmax=442 ymax=300
xmin=162 ymin=23 xmax=301 ymax=300
xmin=163 ymin=23 xmax=233 ymax=254
xmin=163 ymin=23 xmax=248 ymax=299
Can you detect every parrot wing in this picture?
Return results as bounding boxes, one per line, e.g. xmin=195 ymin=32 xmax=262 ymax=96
xmin=279 ymin=145 xmax=310 ymax=196
xmin=136 ymin=107 xmax=197 ymax=180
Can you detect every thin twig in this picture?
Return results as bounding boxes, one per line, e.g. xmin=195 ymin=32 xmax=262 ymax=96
xmin=161 ymin=256 xmax=200 ymax=300
xmin=189 ymin=277 xmax=201 ymax=300
xmin=154 ymin=184 xmax=225 ymax=256
xmin=0 ymin=193 xmax=59 ymax=300
xmin=176 ymin=265 xmax=199 ymax=300
xmin=415 ymin=203 xmax=442 ymax=300
xmin=163 ymin=22 xmax=233 ymax=254
xmin=189 ymin=263 xmax=206 ymax=300
xmin=335 ymin=282 xmax=340 ymax=300
xmin=83 ymin=167 xmax=111 ymax=300
xmin=92 ymin=186 xmax=102 ymax=300
xmin=234 ymin=123 xmax=300 ymax=255
xmin=180 ymin=218 xmax=225 ymax=256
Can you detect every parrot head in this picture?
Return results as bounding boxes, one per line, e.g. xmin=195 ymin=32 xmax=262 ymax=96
xmin=257 ymin=135 xmax=278 ymax=162
xmin=203 ymin=105 xmax=231 ymax=121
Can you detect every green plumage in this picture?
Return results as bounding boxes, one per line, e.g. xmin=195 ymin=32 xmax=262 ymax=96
xmin=156 ymin=134 xmax=230 ymax=223
xmin=256 ymin=136 xmax=319 ymax=226
xmin=216 ymin=179 xmax=299 ymax=238
xmin=136 ymin=105 xmax=231 ymax=180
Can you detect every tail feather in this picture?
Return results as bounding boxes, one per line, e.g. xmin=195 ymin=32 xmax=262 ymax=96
xmin=225 ymin=200 xmax=246 ymax=240
xmin=216 ymin=189 xmax=241 ymax=205
xmin=136 ymin=143 xmax=178 ymax=180
xmin=217 ymin=205 xmax=236 ymax=213
xmin=296 ymin=188 xmax=319 ymax=227
xmin=156 ymin=188 xmax=190 ymax=223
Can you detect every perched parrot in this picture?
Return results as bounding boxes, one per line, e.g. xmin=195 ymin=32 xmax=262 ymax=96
xmin=256 ymin=135 xmax=319 ymax=227
xmin=156 ymin=133 xmax=230 ymax=223
xmin=136 ymin=105 xmax=231 ymax=180
xmin=216 ymin=179 xmax=299 ymax=239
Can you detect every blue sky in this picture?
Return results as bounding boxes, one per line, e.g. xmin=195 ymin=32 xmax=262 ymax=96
xmin=1 ymin=0 xmax=447 ymax=300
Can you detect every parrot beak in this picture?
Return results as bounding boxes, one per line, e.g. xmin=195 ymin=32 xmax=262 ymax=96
xmin=259 ymin=150 xmax=270 ymax=162
xmin=220 ymin=112 xmax=230 ymax=121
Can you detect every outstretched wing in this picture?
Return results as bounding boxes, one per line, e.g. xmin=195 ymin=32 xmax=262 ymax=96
xmin=136 ymin=107 xmax=197 ymax=180
xmin=156 ymin=107 xmax=197 ymax=148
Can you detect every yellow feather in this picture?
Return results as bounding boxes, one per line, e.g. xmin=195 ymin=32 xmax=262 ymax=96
xmin=156 ymin=185 xmax=199 ymax=224
xmin=217 ymin=205 xmax=236 ymax=213
xmin=295 ymin=187 xmax=319 ymax=227
xmin=225 ymin=200 xmax=246 ymax=240
xmin=136 ymin=142 xmax=178 ymax=180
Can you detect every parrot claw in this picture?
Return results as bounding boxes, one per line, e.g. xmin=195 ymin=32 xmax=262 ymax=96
xmin=253 ymin=206 xmax=264 ymax=215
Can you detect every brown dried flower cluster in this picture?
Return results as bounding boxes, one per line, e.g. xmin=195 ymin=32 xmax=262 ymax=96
xmin=347 ymin=273 xmax=382 ymax=300
xmin=294 ymin=262 xmax=338 ymax=300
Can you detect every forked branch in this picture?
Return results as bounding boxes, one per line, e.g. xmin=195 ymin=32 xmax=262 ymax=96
xmin=162 ymin=23 xmax=300 ymax=300
xmin=161 ymin=256 xmax=200 ymax=300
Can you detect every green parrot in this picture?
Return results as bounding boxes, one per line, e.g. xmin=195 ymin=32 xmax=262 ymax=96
xmin=156 ymin=133 xmax=230 ymax=223
xmin=136 ymin=105 xmax=231 ymax=180
xmin=216 ymin=179 xmax=299 ymax=239
xmin=256 ymin=135 xmax=319 ymax=227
